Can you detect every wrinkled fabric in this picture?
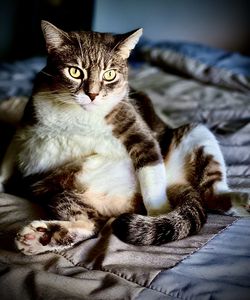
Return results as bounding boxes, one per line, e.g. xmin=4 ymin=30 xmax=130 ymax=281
xmin=0 ymin=58 xmax=45 ymax=100
xmin=137 ymin=41 xmax=250 ymax=93
xmin=137 ymin=40 xmax=250 ymax=77
xmin=0 ymin=193 xmax=237 ymax=300
xmin=137 ymin=218 xmax=250 ymax=300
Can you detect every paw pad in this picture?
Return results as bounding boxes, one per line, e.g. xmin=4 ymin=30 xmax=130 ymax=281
xmin=15 ymin=221 xmax=50 ymax=255
xmin=23 ymin=233 xmax=36 ymax=240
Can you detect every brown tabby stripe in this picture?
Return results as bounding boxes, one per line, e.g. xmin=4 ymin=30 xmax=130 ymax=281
xmin=161 ymin=124 xmax=194 ymax=163
xmin=106 ymin=101 xmax=162 ymax=169
xmin=172 ymin=123 xmax=195 ymax=147
xmin=38 ymin=223 xmax=69 ymax=246
xmin=158 ymin=128 xmax=174 ymax=157
xmin=182 ymin=145 xmax=234 ymax=213
xmin=167 ymin=184 xmax=206 ymax=235
xmin=37 ymin=223 xmax=79 ymax=247
xmin=22 ymin=163 xmax=104 ymax=224
xmin=50 ymin=190 xmax=104 ymax=223
xmin=129 ymin=90 xmax=169 ymax=134
xmin=129 ymin=90 xmax=175 ymax=157
xmin=29 ymin=162 xmax=82 ymax=197
xmin=204 ymin=192 xmax=232 ymax=212
xmin=184 ymin=146 xmax=223 ymax=192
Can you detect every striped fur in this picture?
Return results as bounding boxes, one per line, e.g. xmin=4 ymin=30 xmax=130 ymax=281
xmin=2 ymin=21 xmax=248 ymax=255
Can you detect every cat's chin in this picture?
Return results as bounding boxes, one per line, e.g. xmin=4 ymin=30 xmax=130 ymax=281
xmin=75 ymin=98 xmax=93 ymax=111
xmin=80 ymin=102 xmax=98 ymax=111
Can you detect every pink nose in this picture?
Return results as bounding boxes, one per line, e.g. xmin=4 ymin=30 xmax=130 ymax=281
xmin=87 ymin=93 xmax=99 ymax=101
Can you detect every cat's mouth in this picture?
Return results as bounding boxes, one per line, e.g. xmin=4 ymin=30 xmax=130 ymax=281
xmin=75 ymin=94 xmax=102 ymax=111
xmin=80 ymin=102 xmax=98 ymax=111
xmin=75 ymin=94 xmax=96 ymax=106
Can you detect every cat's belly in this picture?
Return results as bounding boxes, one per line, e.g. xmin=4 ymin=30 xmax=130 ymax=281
xmin=76 ymin=155 xmax=140 ymax=217
xmin=16 ymin=127 xmax=141 ymax=217
xmin=17 ymin=127 xmax=128 ymax=176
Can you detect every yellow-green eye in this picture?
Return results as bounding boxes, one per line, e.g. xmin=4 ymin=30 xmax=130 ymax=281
xmin=103 ymin=69 xmax=116 ymax=81
xmin=69 ymin=67 xmax=82 ymax=79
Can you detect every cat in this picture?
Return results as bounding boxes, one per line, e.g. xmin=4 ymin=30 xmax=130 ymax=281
xmin=1 ymin=20 xmax=249 ymax=255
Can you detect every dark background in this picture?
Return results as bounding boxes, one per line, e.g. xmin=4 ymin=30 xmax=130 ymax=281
xmin=0 ymin=0 xmax=249 ymax=61
xmin=0 ymin=0 xmax=94 ymax=60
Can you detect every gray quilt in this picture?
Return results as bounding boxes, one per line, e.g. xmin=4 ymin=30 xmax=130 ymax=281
xmin=0 ymin=43 xmax=250 ymax=299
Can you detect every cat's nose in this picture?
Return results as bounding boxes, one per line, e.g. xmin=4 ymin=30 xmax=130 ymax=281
xmin=86 ymin=93 xmax=99 ymax=101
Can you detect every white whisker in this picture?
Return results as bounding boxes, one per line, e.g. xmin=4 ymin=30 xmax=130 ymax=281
xmin=75 ymin=32 xmax=84 ymax=61
xmin=41 ymin=71 xmax=54 ymax=77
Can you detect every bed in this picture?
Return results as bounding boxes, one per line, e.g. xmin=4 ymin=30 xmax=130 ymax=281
xmin=0 ymin=41 xmax=250 ymax=299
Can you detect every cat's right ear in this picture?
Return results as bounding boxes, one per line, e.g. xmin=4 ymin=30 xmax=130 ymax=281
xmin=41 ymin=20 xmax=68 ymax=53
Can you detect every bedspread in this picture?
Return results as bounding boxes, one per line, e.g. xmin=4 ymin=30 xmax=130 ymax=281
xmin=0 ymin=41 xmax=250 ymax=299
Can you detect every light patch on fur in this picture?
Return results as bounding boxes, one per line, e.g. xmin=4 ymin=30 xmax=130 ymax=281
xmin=82 ymin=190 xmax=136 ymax=217
xmin=75 ymin=93 xmax=92 ymax=106
xmin=165 ymin=124 xmax=227 ymax=188
xmin=137 ymin=163 xmax=169 ymax=215
xmin=76 ymin=155 xmax=139 ymax=216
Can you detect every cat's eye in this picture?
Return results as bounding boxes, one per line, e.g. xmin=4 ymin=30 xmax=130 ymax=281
xmin=103 ymin=69 xmax=116 ymax=81
xmin=68 ymin=67 xmax=83 ymax=79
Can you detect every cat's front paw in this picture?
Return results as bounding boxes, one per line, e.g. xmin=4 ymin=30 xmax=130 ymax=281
xmin=15 ymin=221 xmax=51 ymax=255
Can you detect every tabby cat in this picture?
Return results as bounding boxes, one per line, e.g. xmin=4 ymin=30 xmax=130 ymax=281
xmin=1 ymin=21 xmax=248 ymax=255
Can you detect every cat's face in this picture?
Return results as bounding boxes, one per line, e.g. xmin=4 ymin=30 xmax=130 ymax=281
xmin=41 ymin=21 xmax=142 ymax=111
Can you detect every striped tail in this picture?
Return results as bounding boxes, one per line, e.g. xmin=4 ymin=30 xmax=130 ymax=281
xmin=112 ymin=186 xmax=206 ymax=246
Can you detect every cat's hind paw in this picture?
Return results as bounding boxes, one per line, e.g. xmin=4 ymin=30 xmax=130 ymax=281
xmin=227 ymin=192 xmax=250 ymax=217
xmin=15 ymin=221 xmax=52 ymax=255
xmin=15 ymin=219 xmax=95 ymax=255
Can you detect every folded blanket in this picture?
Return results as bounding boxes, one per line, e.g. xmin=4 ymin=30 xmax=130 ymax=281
xmin=137 ymin=40 xmax=250 ymax=93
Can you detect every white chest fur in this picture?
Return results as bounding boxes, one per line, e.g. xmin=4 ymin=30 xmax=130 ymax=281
xmin=16 ymin=97 xmax=168 ymax=216
xmin=17 ymin=99 xmax=128 ymax=176
xmin=15 ymin=99 xmax=140 ymax=217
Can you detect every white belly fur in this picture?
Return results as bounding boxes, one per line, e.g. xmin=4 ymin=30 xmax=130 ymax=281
xmin=76 ymin=155 xmax=139 ymax=216
xmin=16 ymin=119 xmax=139 ymax=217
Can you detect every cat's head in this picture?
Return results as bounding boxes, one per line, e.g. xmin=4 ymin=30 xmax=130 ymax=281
xmin=41 ymin=20 xmax=142 ymax=111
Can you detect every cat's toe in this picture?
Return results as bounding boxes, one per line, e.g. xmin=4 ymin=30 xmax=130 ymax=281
xmin=15 ymin=221 xmax=50 ymax=255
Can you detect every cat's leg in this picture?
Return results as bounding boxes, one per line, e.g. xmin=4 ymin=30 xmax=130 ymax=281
xmin=181 ymin=124 xmax=250 ymax=216
xmin=15 ymin=190 xmax=104 ymax=255
xmin=15 ymin=218 xmax=96 ymax=255
xmin=212 ymin=191 xmax=250 ymax=216
xmin=106 ymin=106 xmax=169 ymax=216
xmin=15 ymin=164 xmax=105 ymax=255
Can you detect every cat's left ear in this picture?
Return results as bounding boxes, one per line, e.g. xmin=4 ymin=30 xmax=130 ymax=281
xmin=116 ymin=28 xmax=143 ymax=59
xmin=41 ymin=20 xmax=69 ymax=53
